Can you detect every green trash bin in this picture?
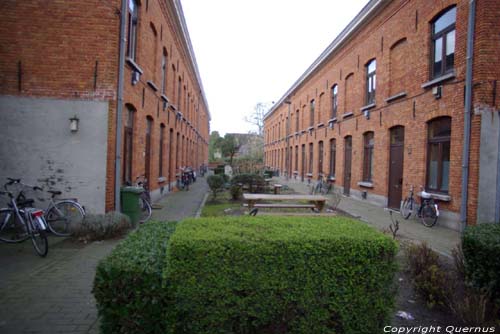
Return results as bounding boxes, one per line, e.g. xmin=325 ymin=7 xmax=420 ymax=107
xmin=121 ymin=186 xmax=143 ymax=224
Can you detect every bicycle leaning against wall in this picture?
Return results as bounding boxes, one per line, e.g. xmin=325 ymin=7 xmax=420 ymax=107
xmin=400 ymin=185 xmax=439 ymax=227
xmin=0 ymin=181 xmax=49 ymax=257
xmin=7 ymin=178 xmax=86 ymax=237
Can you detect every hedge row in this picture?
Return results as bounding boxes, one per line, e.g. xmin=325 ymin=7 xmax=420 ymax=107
xmin=93 ymin=221 xmax=177 ymax=334
xmin=463 ymin=223 xmax=500 ymax=298
xmin=165 ymin=216 xmax=398 ymax=334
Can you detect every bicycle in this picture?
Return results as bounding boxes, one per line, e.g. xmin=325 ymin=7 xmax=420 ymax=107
xmin=310 ymin=175 xmax=342 ymax=211
xmin=134 ymin=175 xmax=152 ymax=223
xmin=0 ymin=184 xmax=49 ymax=257
xmin=7 ymin=178 xmax=85 ymax=236
xmin=401 ymin=185 xmax=439 ymax=227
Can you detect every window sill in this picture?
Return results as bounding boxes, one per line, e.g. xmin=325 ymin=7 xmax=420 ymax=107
xmin=357 ymin=181 xmax=373 ymax=188
xmin=328 ymin=117 xmax=337 ymax=124
xmin=306 ymin=173 xmax=313 ymax=177
xmin=418 ymin=191 xmax=451 ymax=202
xmin=158 ymin=177 xmax=167 ymax=183
xmin=307 ymin=126 xmax=315 ymax=131
xmin=328 ymin=176 xmax=336 ymax=182
xmin=169 ymin=104 xmax=177 ymax=111
xmin=385 ymin=92 xmax=407 ymax=103
xmin=342 ymin=111 xmax=354 ymax=119
xmin=126 ymin=58 xmax=144 ymax=74
xmin=421 ymin=71 xmax=456 ymax=89
xmin=147 ymin=80 xmax=159 ymax=91
xmin=161 ymin=94 xmax=169 ymax=102
xmin=300 ymin=130 xmax=306 ymax=134
xmin=317 ymin=123 xmax=324 ymax=128
xmin=360 ymin=103 xmax=376 ymax=112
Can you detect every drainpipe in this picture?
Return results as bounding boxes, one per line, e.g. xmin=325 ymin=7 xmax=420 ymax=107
xmin=496 ymin=109 xmax=500 ymax=223
xmin=460 ymin=0 xmax=476 ymax=230
xmin=114 ymin=0 xmax=128 ymax=212
xmin=284 ymin=100 xmax=292 ymax=180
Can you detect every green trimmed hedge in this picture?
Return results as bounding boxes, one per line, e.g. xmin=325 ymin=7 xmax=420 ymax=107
xmin=165 ymin=216 xmax=398 ymax=334
xmin=93 ymin=221 xmax=177 ymax=334
xmin=463 ymin=223 xmax=500 ymax=297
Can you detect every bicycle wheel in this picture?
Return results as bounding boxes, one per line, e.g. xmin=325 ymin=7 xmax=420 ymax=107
xmin=29 ymin=218 xmax=48 ymax=257
xmin=400 ymin=198 xmax=414 ymax=220
xmin=0 ymin=208 xmax=29 ymax=243
xmin=139 ymin=197 xmax=152 ymax=223
xmin=420 ymin=203 xmax=438 ymax=227
xmin=46 ymin=201 xmax=85 ymax=236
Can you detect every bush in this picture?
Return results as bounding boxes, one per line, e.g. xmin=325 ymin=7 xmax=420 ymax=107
xmin=229 ymin=183 xmax=242 ymax=200
xmin=206 ymin=174 xmax=225 ymax=200
xmin=463 ymin=223 xmax=500 ymax=298
xmin=231 ymin=173 xmax=265 ymax=193
xmin=165 ymin=216 xmax=398 ymax=334
xmin=405 ymin=242 xmax=450 ymax=309
xmin=93 ymin=221 xmax=178 ymax=334
xmin=73 ymin=211 xmax=132 ymax=242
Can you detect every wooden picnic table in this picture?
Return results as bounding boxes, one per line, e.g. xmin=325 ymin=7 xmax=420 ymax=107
xmin=243 ymin=193 xmax=327 ymax=215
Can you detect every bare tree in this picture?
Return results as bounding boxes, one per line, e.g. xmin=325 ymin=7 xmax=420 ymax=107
xmin=244 ymin=102 xmax=271 ymax=136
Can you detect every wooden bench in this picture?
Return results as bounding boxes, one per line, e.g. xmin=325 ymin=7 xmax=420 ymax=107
xmin=243 ymin=193 xmax=327 ymax=216
xmin=273 ymin=184 xmax=282 ymax=194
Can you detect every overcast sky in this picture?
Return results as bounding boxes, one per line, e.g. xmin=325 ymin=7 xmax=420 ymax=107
xmin=181 ymin=0 xmax=369 ymax=135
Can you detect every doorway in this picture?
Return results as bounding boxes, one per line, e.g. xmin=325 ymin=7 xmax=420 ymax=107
xmin=388 ymin=126 xmax=405 ymax=209
xmin=343 ymin=136 xmax=352 ymax=196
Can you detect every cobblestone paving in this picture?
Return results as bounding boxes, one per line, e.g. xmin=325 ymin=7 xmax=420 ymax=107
xmin=0 ymin=177 xmax=209 ymax=334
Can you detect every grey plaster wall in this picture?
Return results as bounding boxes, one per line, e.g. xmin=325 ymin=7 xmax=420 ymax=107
xmin=0 ymin=96 xmax=108 ymax=214
xmin=477 ymin=110 xmax=500 ymax=223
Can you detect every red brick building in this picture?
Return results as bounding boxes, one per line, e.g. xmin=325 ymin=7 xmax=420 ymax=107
xmin=264 ymin=0 xmax=500 ymax=229
xmin=0 ymin=0 xmax=210 ymax=213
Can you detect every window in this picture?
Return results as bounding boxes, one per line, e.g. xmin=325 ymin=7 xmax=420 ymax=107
xmin=295 ymin=109 xmax=299 ymax=132
xmin=366 ymin=59 xmax=376 ymax=104
xmin=127 ymin=0 xmax=139 ymax=60
xmin=123 ymin=105 xmax=135 ymax=184
xmin=344 ymin=73 xmax=354 ymax=113
xmin=177 ymin=77 xmax=182 ymax=109
xmin=308 ymin=143 xmax=314 ymax=174
xmin=426 ymin=117 xmax=451 ymax=193
xmin=159 ymin=124 xmax=165 ymax=176
xmin=310 ymin=100 xmax=315 ymax=127
xmin=389 ymin=38 xmax=408 ymax=96
xmin=150 ymin=24 xmax=158 ymax=82
xmin=331 ymin=84 xmax=338 ymax=119
xmin=161 ymin=50 xmax=167 ymax=95
xmin=431 ymin=7 xmax=456 ymax=78
xmin=363 ymin=132 xmax=374 ymax=182
xmin=318 ymin=141 xmax=324 ymax=174
xmin=329 ymin=138 xmax=336 ymax=178
xmin=295 ymin=145 xmax=299 ymax=171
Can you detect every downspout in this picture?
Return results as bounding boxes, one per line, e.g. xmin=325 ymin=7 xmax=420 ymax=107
xmin=460 ymin=0 xmax=476 ymax=230
xmin=114 ymin=0 xmax=127 ymax=212
xmin=496 ymin=108 xmax=500 ymax=223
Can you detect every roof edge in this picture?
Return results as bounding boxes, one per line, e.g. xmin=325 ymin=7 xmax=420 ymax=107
xmin=264 ymin=0 xmax=389 ymax=121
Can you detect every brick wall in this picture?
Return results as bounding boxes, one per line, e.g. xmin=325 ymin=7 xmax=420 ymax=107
xmin=0 ymin=0 xmax=210 ymax=212
xmin=264 ymin=0 xmax=500 ymax=225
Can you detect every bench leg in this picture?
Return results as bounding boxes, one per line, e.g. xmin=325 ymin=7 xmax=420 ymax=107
xmin=249 ymin=208 xmax=259 ymax=216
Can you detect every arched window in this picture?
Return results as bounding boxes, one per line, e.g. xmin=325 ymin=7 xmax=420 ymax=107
xmin=309 ymin=99 xmax=315 ymax=127
xmin=366 ymin=59 xmax=376 ymax=104
xmin=329 ymin=138 xmax=336 ymax=178
xmin=123 ymin=104 xmax=136 ymax=184
xmin=431 ymin=7 xmax=456 ymax=78
xmin=363 ymin=131 xmax=374 ymax=182
xmin=427 ymin=117 xmax=451 ymax=193
xmin=161 ymin=49 xmax=168 ymax=95
xmin=331 ymin=84 xmax=338 ymax=119
xmin=318 ymin=141 xmax=324 ymax=175
xmin=127 ymin=0 xmax=139 ymax=60
xmin=159 ymin=124 xmax=165 ymax=177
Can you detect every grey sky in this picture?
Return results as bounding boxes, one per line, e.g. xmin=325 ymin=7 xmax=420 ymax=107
xmin=181 ymin=0 xmax=369 ymax=135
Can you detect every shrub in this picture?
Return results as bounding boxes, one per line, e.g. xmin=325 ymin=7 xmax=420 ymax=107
xmin=206 ymin=174 xmax=225 ymax=200
xmin=231 ymin=173 xmax=265 ymax=193
xmin=73 ymin=211 xmax=132 ymax=242
xmin=462 ymin=223 xmax=500 ymax=298
xmin=93 ymin=221 xmax=178 ymax=334
xmin=165 ymin=216 xmax=398 ymax=334
xmin=405 ymin=242 xmax=450 ymax=309
xmin=229 ymin=183 xmax=242 ymax=200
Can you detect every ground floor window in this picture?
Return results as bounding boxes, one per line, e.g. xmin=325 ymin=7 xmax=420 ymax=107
xmin=363 ymin=132 xmax=374 ymax=182
xmin=427 ymin=117 xmax=451 ymax=193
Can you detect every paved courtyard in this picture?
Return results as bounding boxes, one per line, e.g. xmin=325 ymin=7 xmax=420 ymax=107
xmin=0 ymin=177 xmax=208 ymax=334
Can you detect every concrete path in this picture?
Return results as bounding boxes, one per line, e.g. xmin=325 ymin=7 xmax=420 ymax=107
xmin=275 ymin=176 xmax=461 ymax=258
xmin=0 ymin=177 xmax=209 ymax=334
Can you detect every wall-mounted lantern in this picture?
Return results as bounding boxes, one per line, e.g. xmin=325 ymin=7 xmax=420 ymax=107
xmin=69 ymin=115 xmax=79 ymax=132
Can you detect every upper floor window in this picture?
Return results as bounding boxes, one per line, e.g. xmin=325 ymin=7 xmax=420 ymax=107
xmin=295 ymin=109 xmax=299 ymax=132
xmin=309 ymin=100 xmax=315 ymax=127
xmin=366 ymin=60 xmax=376 ymax=105
xmin=431 ymin=7 xmax=456 ymax=78
xmin=427 ymin=117 xmax=451 ymax=193
xmin=331 ymin=84 xmax=338 ymax=119
xmin=161 ymin=49 xmax=167 ymax=95
xmin=127 ymin=0 xmax=139 ymax=60
xmin=363 ymin=132 xmax=374 ymax=182
xmin=318 ymin=141 xmax=324 ymax=174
